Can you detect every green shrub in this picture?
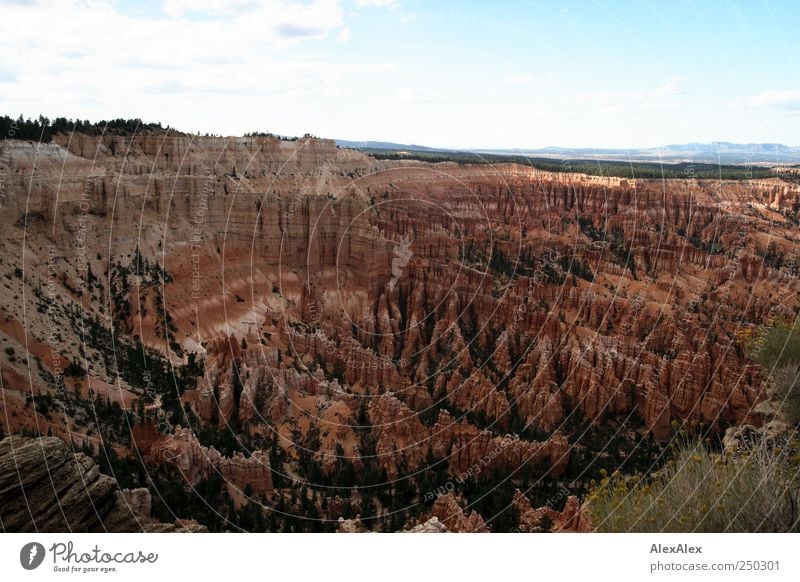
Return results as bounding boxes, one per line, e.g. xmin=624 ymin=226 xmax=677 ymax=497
xmin=745 ymin=319 xmax=800 ymax=371
xmin=740 ymin=319 xmax=800 ymax=424
xmin=766 ymin=363 xmax=800 ymax=425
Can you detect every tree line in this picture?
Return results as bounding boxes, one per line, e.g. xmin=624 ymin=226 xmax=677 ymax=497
xmin=0 ymin=114 xmax=175 ymax=142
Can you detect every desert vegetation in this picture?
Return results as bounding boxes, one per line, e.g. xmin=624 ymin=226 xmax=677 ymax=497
xmin=587 ymin=319 xmax=800 ymax=532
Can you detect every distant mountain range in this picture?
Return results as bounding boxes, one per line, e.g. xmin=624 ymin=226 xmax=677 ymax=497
xmin=336 ymin=140 xmax=800 ymax=165
xmin=335 ymin=140 xmax=443 ymax=152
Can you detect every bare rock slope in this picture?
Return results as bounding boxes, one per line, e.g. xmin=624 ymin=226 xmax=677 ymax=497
xmin=0 ymin=436 xmax=204 ymax=532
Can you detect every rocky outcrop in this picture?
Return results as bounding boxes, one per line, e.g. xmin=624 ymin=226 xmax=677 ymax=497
xmin=426 ymin=494 xmax=489 ymax=532
xmin=337 ymin=516 xmax=368 ymax=533
xmin=148 ymin=427 xmax=273 ymax=495
xmin=722 ymin=419 xmax=796 ymax=458
xmin=405 ymin=516 xmax=449 ymax=533
xmin=513 ymin=490 xmax=593 ymax=532
xmin=120 ymin=487 xmax=152 ymax=518
xmin=0 ymin=436 xmax=205 ymax=532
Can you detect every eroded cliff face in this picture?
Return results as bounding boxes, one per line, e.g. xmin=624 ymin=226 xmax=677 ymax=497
xmin=1 ymin=133 xmax=798 ymax=531
xmin=0 ymin=436 xmax=205 ymax=532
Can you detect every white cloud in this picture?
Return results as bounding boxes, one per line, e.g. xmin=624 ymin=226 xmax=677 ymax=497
xmin=161 ymin=0 xmax=259 ymax=18
xmin=0 ymin=0 xmax=399 ymax=130
xmin=578 ymin=77 xmax=685 ymax=113
xmin=749 ymin=89 xmax=800 ymax=109
xmin=395 ymin=87 xmax=444 ymax=104
xmin=336 ymin=26 xmax=351 ymax=43
xmin=503 ymin=74 xmax=533 ymax=86
xmin=502 ymin=72 xmax=557 ymax=87
xmin=650 ymin=77 xmax=684 ymax=97
xmin=355 ymin=0 xmax=399 ymax=8
xmin=157 ymin=0 xmax=346 ymax=41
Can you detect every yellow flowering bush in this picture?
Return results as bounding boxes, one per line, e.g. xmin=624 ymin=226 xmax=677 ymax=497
xmin=586 ymin=440 xmax=799 ymax=532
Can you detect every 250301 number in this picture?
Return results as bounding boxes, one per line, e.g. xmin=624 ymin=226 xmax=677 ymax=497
xmin=736 ymin=560 xmax=779 ymax=571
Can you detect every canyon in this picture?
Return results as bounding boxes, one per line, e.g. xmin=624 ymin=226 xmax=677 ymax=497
xmin=1 ymin=130 xmax=799 ymax=531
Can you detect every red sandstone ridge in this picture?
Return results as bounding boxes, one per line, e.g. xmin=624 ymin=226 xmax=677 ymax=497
xmin=429 ymin=494 xmax=490 ymax=532
xmin=367 ymin=394 xmax=570 ymax=481
xmin=147 ymin=427 xmax=273 ymax=497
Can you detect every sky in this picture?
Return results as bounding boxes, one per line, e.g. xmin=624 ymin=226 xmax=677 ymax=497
xmin=0 ymin=0 xmax=799 ymax=149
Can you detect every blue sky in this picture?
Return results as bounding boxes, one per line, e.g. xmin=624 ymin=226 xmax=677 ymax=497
xmin=1 ymin=0 xmax=798 ymax=148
